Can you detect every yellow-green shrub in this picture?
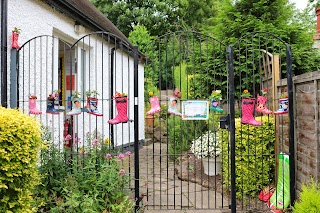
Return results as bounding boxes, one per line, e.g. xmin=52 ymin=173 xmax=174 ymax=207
xmin=0 ymin=107 xmax=42 ymax=213
xmin=221 ymin=115 xmax=275 ymax=199
xmin=293 ymin=179 xmax=320 ymax=213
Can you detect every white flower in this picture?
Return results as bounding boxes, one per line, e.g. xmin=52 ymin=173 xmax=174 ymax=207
xmin=190 ymin=131 xmax=221 ymax=158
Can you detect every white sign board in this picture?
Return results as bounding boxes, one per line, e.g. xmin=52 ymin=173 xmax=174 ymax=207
xmin=181 ymin=100 xmax=209 ymax=120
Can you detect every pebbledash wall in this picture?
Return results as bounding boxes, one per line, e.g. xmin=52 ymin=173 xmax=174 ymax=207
xmin=6 ymin=0 xmax=145 ymax=148
xmin=278 ymin=71 xmax=320 ymax=193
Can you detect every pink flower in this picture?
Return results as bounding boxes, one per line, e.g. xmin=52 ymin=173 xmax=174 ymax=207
xmin=119 ymin=169 xmax=125 ymax=175
xmin=118 ymin=153 xmax=125 ymax=160
xmin=106 ymin=153 xmax=112 ymax=159
xmin=125 ymin=151 xmax=132 ymax=156
xmin=65 ymin=134 xmax=72 ymax=141
xmin=75 ymin=137 xmax=81 ymax=143
xmin=93 ymin=138 xmax=99 ymax=147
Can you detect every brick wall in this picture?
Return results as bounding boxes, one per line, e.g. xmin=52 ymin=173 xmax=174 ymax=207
xmin=278 ymin=71 xmax=320 ymax=192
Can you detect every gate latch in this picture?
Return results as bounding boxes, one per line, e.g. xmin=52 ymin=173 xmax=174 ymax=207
xmin=220 ymin=114 xmax=230 ymax=130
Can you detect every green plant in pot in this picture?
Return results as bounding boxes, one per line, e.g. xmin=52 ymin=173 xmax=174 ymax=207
xmin=12 ymin=27 xmax=21 ymax=49
xmin=210 ymin=90 xmax=223 ymax=113
xmin=190 ymin=131 xmax=221 ymax=176
xmin=85 ymin=90 xmax=103 ymax=116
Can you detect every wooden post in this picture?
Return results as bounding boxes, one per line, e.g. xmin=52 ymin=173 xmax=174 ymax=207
xmin=272 ymin=54 xmax=280 ymax=180
xmin=314 ymin=80 xmax=319 ymax=181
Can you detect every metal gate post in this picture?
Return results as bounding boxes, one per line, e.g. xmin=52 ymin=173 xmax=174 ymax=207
xmin=227 ymin=46 xmax=236 ymax=213
xmin=10 ymin=49 xmax=18 ymax=108
xmin=133 ymin=46 xmax=140 ymax=212
xmin=286 ymin=44 xmax=296 ymax=206
xmin=1 ymin=0 xmax=8 ymax=107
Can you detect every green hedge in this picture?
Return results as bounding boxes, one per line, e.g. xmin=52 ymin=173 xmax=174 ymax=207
xmin=0 ymin=107 xmax=42 ymax=213
xmin=221 ymin=115 xmax=275 ymax=199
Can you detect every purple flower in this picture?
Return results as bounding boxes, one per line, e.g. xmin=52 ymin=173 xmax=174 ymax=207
xmin=106 ymin=153 xmax=112 ymax=159
xmin=125 ymin=151 xmax=132 ymax=156
xmin=93 ymin=138 xmax=99 ymax=147
xmin=118 ymin=153 xmax=125 ymax=160
xmin=119 ymin=169 xmax=125 ymax=175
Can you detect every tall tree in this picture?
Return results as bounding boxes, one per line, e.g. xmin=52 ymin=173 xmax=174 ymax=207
xmin=90 ymin=0 xmax=217 ymax=37
xmin=203 ymin=0 xmax=320 ymax=75
xmin=90 ymin=0 xmax=180 ymax=37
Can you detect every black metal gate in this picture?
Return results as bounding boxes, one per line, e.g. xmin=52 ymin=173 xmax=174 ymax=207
xmin=142 ymin=31 xmax=231 ymax=211
xmin=10 ymin=32 xmax=141 ymax=210
xmin=9 ymin=30 xmax=294 ymax=212
xmin=229 ymin=32 xmax=295 ymax=212
xmin=143 ymin=31 xmax=294 ymax=212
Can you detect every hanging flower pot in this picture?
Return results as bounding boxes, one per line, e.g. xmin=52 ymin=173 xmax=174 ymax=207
xmin=209 ymin=90 xmax=223 ymax=113
xmin=12 ymin=27 xmax=21 ymax=49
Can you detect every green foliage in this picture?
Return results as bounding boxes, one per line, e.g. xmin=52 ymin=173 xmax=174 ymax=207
xmin=293 ymin=179 xmax=320 ymax=213
xmin=34 ymin=145 xmax=135 ymax=212
xmin=129 ymin=25 xmax=161 ymax=98
xmin=90 ymin=0 xmax=178 ymax=37
xmin=167 ymin=115 xmax=207 ymax=159
xmin=129 ymin=25 xmax=154 ymax=56
xmin=174 ymin=61 xmax=189 ymax=98
xmin=182 ymin=35 xmax=228 ymax=99
xmin=159 ymin=104 xmax=168 ymax=120
xmin=144 ymin=78 xmax=159 ymax=104
xmin=220 ymin=115 xmax=275 ymax=199
xmin=90 ymin=0 xmax=215 ymax=37
xmin=205 ymin=0 xmax=320 ymax=76
xmin=0 ymin=107 xmax=42 ymax=213
xmin=32 ymin=144 xmax=69 ymax=212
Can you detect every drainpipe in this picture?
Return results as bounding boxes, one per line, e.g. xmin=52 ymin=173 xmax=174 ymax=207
xmin=110 ymin=47 xmax=115 ymax=148
xmin=1 ymin=0 xmax=8 ymax=107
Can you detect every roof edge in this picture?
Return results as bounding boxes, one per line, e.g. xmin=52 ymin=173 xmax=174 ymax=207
xmin=43 ymin=0 xmax=132 ymax=46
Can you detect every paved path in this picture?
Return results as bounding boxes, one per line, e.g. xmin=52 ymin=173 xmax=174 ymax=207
xmin=133 ymin=142 xmax=230 ymax=213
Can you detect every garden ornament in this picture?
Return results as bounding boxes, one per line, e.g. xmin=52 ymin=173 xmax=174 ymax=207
xmin=108 ymin=92 xmax=129 ymax=124
xmin=29 ymin=95 xmax=42 ymax=115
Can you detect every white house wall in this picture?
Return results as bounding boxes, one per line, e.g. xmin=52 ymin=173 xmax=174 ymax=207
xmin=7 ymin=0 xmax=145 ymax=149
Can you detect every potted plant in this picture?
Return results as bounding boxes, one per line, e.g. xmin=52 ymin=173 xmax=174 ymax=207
xmin=12 ymin=27 xmax=21 ymax=49
xmin=52 ymin=89 xmax=65 ymax=112
xmin=67 ymin=91 xmax=82 ymax=116
xmin=29 ymin=94 xmax=42 ymax=115
xmin=108 ymin=91 xmax=128 ymax=124
xmin=46 ymin=91 xmax=62 ymax=114
xmin=274 ymin=91 xmax=288 ymax=115
xmin=210 ymin=90 xmax=223 ymax=113
xmin=190 ymin=131 xmax=222 ymax=176
xmin=241 ymin=89 xmax=261 ymax=126
xmin=145 ymin=91 xmax=159 ymax=127
xmin=85 ymin=90 xmax=103 ymax=116
xmin=256 ymin=88 xmax=272 ymax=114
